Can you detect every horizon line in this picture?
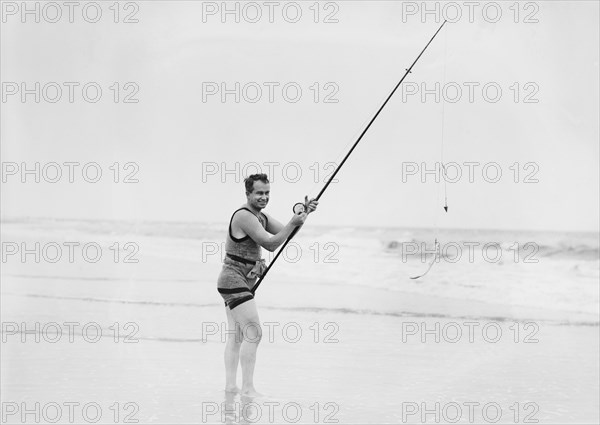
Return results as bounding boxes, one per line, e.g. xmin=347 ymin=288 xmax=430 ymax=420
xmin=1 ymin=215 xmax=598 ymax=235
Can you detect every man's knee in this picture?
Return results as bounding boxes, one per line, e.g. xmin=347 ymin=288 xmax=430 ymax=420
xmin=226 ymin=332 xmax=244 ymax=347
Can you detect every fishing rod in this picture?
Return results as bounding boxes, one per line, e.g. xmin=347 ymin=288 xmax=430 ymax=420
xmin=252 ymin=20 xmax=448 ymax=295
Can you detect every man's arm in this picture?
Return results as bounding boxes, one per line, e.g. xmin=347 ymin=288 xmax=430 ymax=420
xmin=263 ymin=212 xmax=285 ymax=235
xmin=237 ymin=211 xmax=304 ymax=252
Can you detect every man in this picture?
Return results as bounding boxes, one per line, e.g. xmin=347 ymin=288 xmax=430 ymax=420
xmin=217 ymin=173 xmax=318 ymax=397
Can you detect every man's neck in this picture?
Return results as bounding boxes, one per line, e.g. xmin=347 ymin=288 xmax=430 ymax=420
xmin=245 ymin=203 xmax=262 ymax=215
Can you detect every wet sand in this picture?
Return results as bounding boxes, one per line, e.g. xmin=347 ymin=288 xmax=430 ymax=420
xmin=2 ymin=273 xmax=598 ymax=424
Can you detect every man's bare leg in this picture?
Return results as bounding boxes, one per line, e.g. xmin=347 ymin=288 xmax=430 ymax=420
xmin=224 ymin=306 xmax=243 ymax=393
xmin=229 ymin=299 xmax=263 ymax=397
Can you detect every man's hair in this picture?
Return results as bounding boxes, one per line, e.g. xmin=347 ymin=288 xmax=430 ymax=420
xmin=244 ymin=174 xmax=270 ymax=193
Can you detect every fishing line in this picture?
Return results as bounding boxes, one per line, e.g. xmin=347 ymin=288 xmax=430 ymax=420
xmin=440 ymin=23 xmax=449 ymax=214
xmin=410 ymin=23 xmax=450 ymax=280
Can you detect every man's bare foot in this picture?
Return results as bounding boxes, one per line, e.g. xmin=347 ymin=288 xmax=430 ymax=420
xmin=241 ymin=388 xmax=263 ymax=398
xmin=225 ymin=386 xmax=241 ymax=394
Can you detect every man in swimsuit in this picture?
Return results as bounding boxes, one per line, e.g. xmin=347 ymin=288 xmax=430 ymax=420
xmin=217 ymin=173 xmax=318 ymax=397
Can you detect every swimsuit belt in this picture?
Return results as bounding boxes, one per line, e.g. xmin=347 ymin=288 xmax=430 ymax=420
xmin=226 ymin=253 xmax=259 ymax=265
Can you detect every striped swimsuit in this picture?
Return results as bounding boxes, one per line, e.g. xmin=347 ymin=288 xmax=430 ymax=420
xmin=217 ymin=207 xmax=268 ymax=310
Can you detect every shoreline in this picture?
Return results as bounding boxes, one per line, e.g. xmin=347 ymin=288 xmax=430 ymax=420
xmin=3 ymin=273 xmax=598 ymax=326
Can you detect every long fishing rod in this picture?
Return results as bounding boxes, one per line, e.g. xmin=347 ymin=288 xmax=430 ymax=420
xmin=252 ymin=20 xmax=448 ymax=295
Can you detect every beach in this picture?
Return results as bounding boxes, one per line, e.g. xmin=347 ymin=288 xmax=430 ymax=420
xmin=1 ymin=218 xmax=599 ymax=424
xmin=2 ymin=0 xmax=599 ymax=423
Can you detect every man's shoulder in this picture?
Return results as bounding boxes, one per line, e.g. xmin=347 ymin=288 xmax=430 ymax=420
xmin=232 ymin=207 xmax=257 ymax=222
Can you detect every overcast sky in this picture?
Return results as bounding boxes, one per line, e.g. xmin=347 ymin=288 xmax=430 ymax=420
xmin=1 ymin=1 xmax=598 ymax=232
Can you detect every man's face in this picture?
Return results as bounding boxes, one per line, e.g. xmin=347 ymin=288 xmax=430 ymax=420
xmin=247 ymin=180 xmax=270 ymax=209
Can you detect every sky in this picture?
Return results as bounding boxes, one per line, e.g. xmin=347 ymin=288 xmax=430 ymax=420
xmin=1 ymin=0 xmax=599 ymax=232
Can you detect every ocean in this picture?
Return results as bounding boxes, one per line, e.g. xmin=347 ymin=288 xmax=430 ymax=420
xmin=2 ymin=217 xmax=598 ymax=323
